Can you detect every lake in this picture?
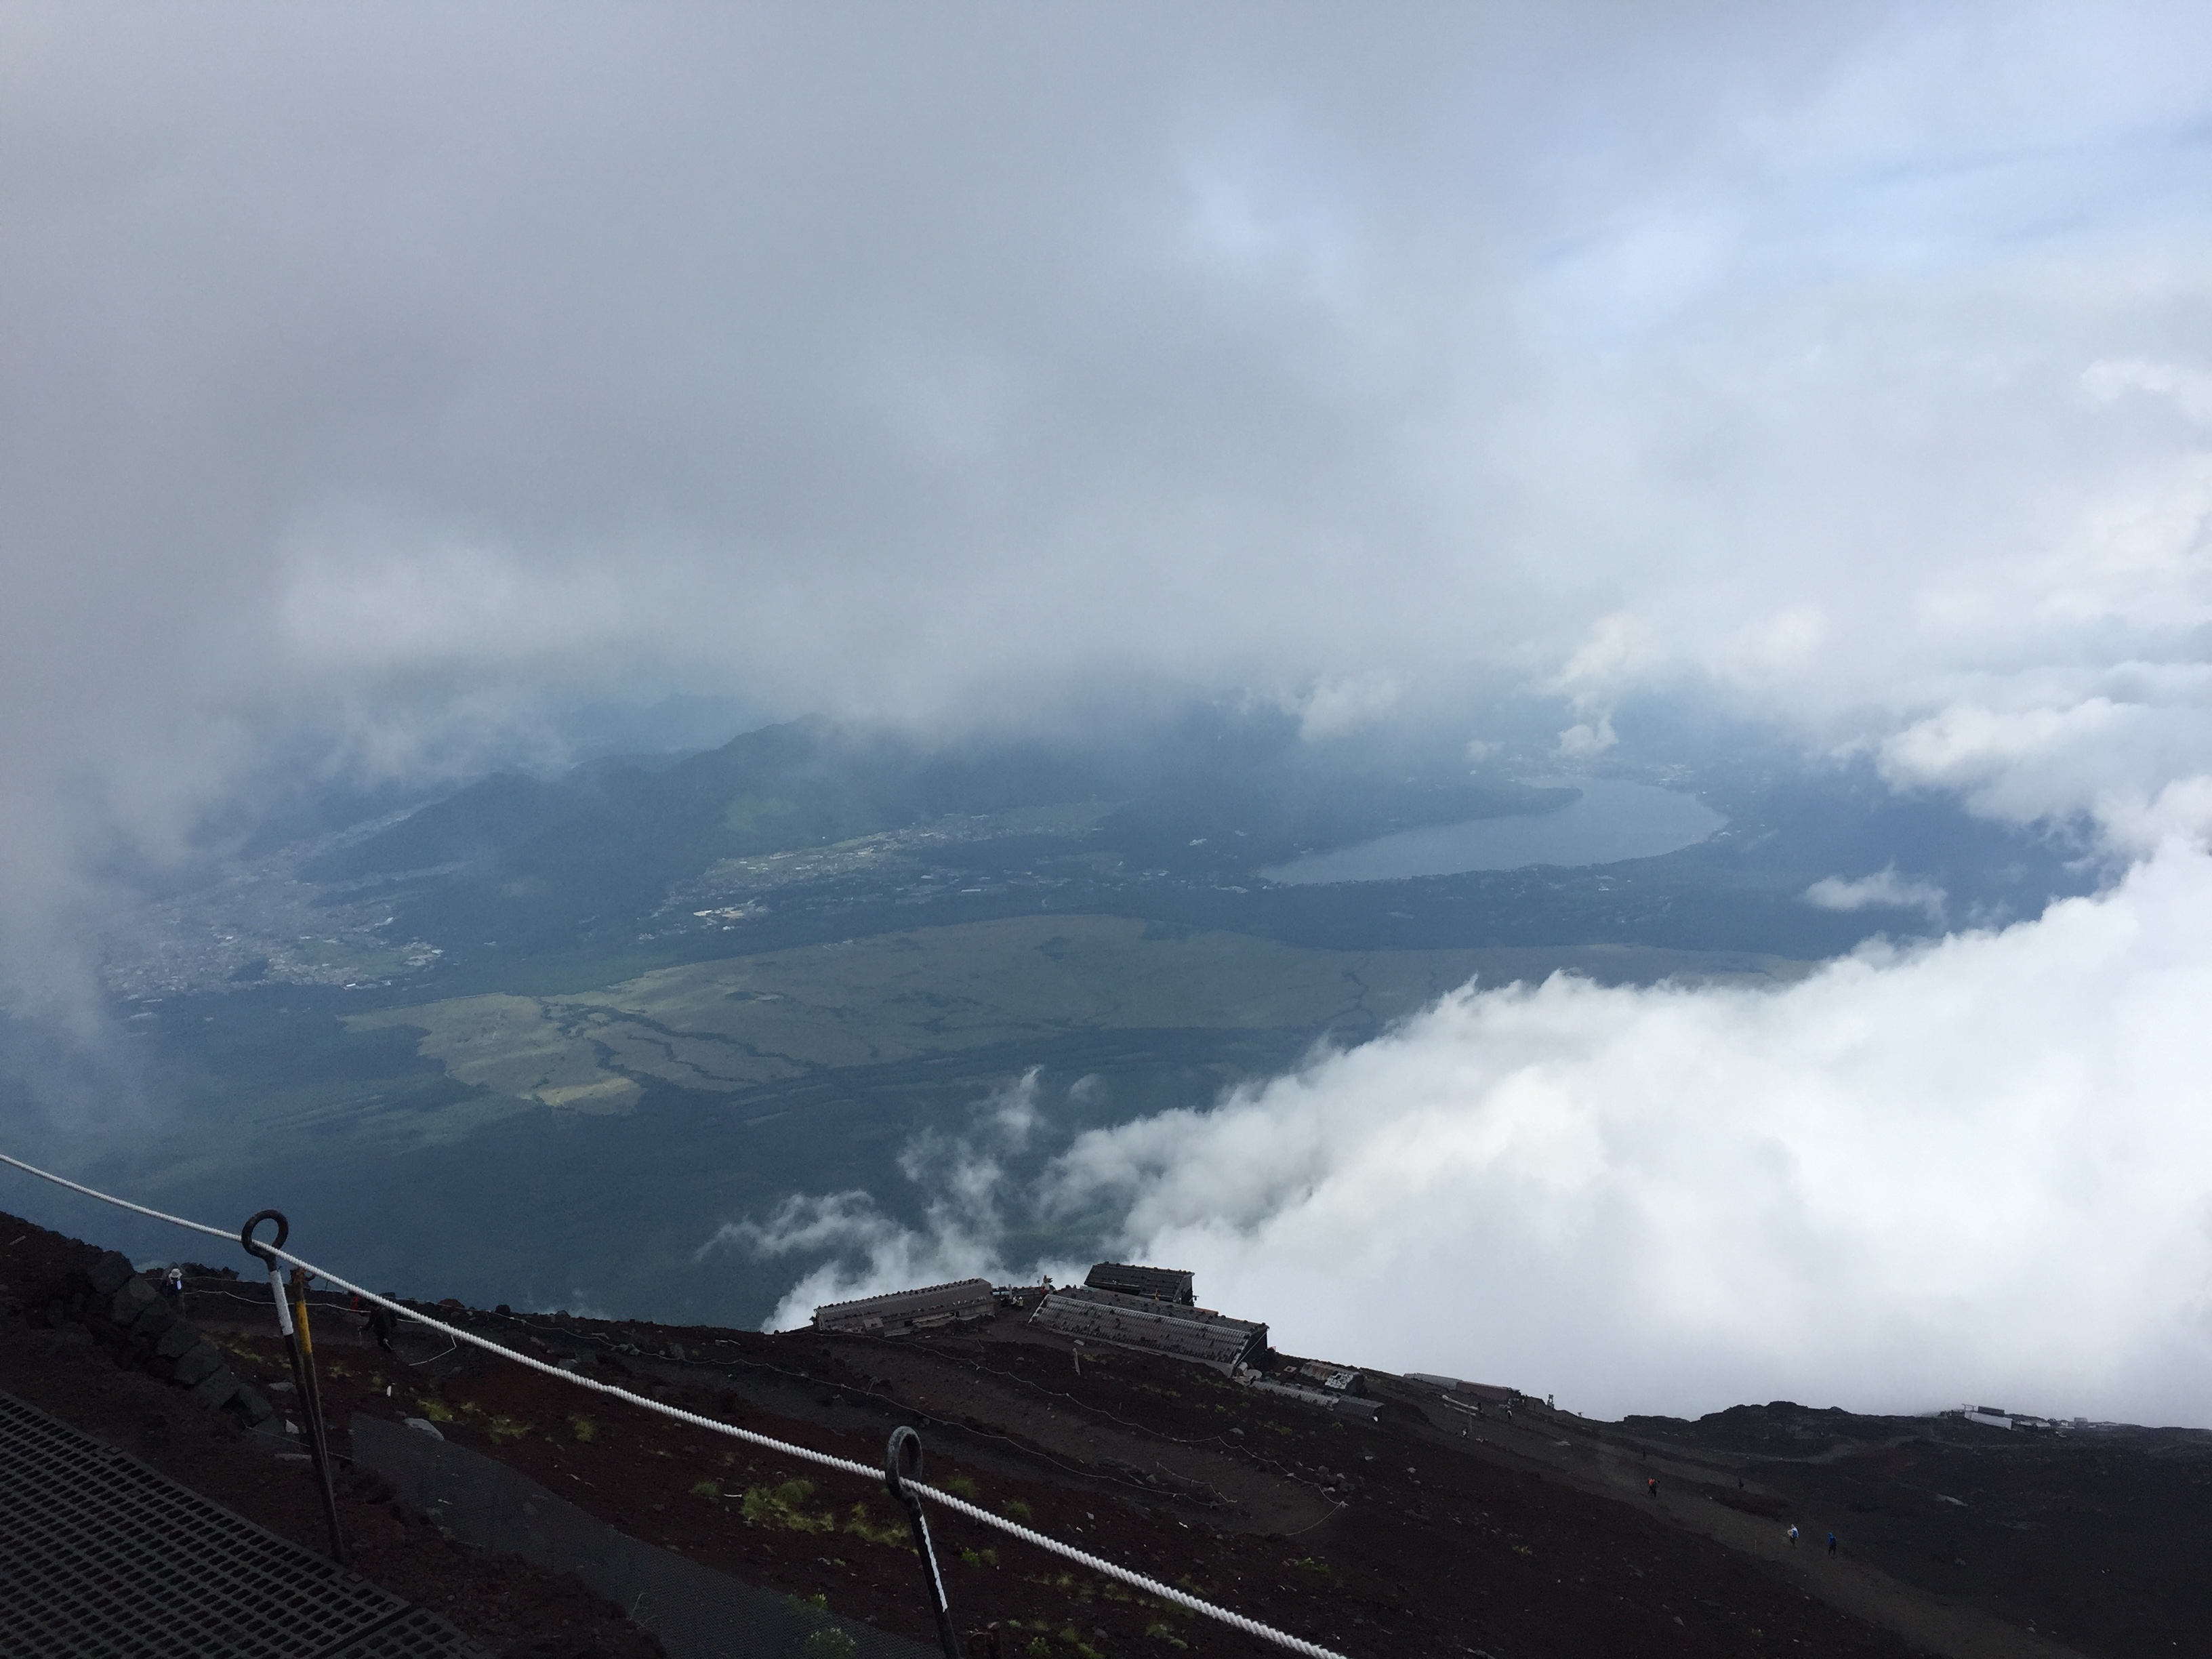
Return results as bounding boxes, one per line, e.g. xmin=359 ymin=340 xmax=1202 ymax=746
xmin=1256 ymin=777 xmax=1726 ymax=885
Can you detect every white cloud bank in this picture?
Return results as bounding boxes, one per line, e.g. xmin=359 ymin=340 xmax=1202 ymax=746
xmin=746 ymin=842 xmax=2212 ymax=1425
xmin=1060 ymin=843 xmax=2212 ymax=1425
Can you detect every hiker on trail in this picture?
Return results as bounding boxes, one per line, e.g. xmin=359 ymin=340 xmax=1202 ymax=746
xmin=367 ymin=1300 xmax=397 ymax=1354
xmin=1787 ymin=1525 xmax=1799 ymax=1547
xmin=1647 ymin=1477 xmax=1659 ymax=1498
xmin=1826 ymin=1532 xmax=1837 ymax=1555
xmin=161 ymin=1267 xmax=184 ymax=1305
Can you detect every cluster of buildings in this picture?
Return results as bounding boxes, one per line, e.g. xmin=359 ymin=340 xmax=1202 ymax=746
xmin=1949 ymin=1405 xmax=2089 ymax=1433
xmin=811 ymin=1261 xmax=1379 ymax=1419
xmin=1031 ymin=1278 xmax=1268 ymax=1372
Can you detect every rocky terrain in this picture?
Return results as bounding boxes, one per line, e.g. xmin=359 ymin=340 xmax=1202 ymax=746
xmin=4 ymin=1206 xmax=2205 ymax=1658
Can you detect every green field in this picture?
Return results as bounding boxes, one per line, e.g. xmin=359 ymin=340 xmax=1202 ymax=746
xmin=349 ymin=914 xmax=1809 ymax=1120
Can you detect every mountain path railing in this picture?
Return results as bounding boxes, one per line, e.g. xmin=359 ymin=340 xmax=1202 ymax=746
xmin=1 ymin=1149 xmax=1347 ymax=1659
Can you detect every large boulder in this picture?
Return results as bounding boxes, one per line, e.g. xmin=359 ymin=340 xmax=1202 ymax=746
xmin=108 ymin=1276 xmax=157 ymax=1326
xmin=186 ymin=1364 xmax=242 ymax=1409
xmin=228 ymin=1386 xmax=276 ymax=1427
xmin=154 ymin=1322 xmax=202 ymax=1362
xmin=170 ymin=1342 xmax=226 ymax=1389
xmin=84 ymin=1252 xmax=136 ymax=1297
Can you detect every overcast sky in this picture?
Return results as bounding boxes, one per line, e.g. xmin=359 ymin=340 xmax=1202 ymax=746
xmin=7 ymin=3 xmax=2212 ymax=1418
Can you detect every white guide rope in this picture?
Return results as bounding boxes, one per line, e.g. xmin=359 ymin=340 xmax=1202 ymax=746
xmin=0 ymin=1151 xmax=239 ymax=1246
xmin=1 ymin=1150 xmax=1345 ymax=1659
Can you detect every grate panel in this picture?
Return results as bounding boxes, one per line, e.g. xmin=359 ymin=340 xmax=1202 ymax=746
xmin=319 ymin=1607 xmax=497 ymax=1659
xmin=0 ymin=1388 xmax=485 ymax=1659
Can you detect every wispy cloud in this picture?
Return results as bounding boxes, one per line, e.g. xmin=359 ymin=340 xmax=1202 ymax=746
xmin=697 ymin=1071 xmax=1054 ymax=1331
xmin=1804 ymin=867 xmax=1948 ymax=926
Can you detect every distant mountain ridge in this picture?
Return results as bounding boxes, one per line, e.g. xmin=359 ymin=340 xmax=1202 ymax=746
xmin=302 ymin=709 xmax=1569 ymax=962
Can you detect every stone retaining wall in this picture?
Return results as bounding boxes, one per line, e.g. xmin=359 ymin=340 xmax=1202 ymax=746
xmin=22 ymin=1246 xmax=277 ymax=1430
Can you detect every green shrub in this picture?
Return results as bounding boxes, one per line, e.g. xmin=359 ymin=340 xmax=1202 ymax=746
xmin=841 ymin=1502 xmax=912 ymax=1548
xmin=741 ymin=1479 xmax=837 ymax=1534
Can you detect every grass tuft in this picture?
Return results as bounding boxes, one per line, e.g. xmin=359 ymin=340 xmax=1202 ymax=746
xmin=842 ymin=1502 xmax=912 ymax=1549
xmin=742 ymin=1479 xmax=838 ymax=1534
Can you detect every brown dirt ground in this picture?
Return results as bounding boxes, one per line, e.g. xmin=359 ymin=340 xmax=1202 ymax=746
xmin=12 ymin=1208 xmax=2199 ymax=1659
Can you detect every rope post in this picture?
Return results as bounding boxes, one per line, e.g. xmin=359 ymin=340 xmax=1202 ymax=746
xmin=288 ymin=1265 xmax=342 ymax=1517
xmin=241 ymin=1210 xmax=349 ymax=1565
xmin=886 ymin=1426 xmax=961 ymax=1659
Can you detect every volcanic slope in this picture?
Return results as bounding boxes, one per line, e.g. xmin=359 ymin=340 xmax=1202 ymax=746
xmin=14 ymin=1209 xmax=2202 ymax=1659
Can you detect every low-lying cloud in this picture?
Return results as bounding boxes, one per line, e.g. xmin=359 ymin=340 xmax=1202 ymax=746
xmin=737 ymin=844 xmax=2212 ymax=1425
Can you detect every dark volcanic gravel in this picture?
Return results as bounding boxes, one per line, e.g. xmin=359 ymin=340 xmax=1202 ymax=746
xmin=18 ymin=1206 xmax=2195 ymax=1658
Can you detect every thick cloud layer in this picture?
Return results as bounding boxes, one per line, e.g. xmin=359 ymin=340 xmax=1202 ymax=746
xmin=4 ymin=5 xmax=2210 ymax=953
xmin=1057 ymin=843 xmax=2212 ymax=1422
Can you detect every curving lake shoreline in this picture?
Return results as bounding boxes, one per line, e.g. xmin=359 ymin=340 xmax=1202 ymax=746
xmin=1256 ymin=776 xmax=1726 ymax=885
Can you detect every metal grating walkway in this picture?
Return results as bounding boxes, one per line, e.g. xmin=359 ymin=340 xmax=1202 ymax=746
xmin=0 ymin=1387 xmax=489 ymax=1659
